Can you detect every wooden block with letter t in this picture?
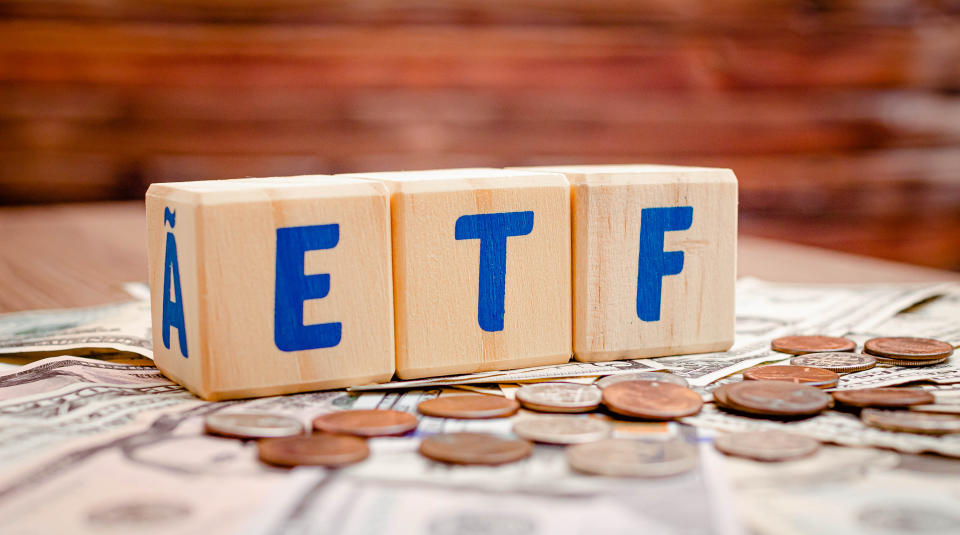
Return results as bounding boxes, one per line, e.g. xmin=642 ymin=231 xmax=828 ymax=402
xmin=145 ymin=176 xmax=395 ymax=400
xmin=514 ymin=165 xmax=737 ymax=362
xmin=343 ymin=168 xmax=572 ymax=379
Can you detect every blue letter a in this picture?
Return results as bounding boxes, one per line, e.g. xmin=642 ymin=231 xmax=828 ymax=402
xmin=274 ymin=224 xmax=341 ymax=352
xmin=637 ymin=206 xmax=693 ymax=322
xmin=161 ymin=217 xmax=188 ymax=357
xmin=455 ymin=211 xmax=534 ymax=332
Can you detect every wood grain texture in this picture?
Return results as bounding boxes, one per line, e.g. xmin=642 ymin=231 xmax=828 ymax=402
xmin=343 ymin=168 xmax=572 ymax=379
xmin=518 ymin=165 xmax=737 ymax=361
xmin=145 ymin=177 xmax=395 ymax=400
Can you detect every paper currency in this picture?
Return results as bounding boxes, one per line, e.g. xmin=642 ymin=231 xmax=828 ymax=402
xmin=833 ymin=362 xmax=960 ymax=390
xmin=0 ymin=300 xmax=153 ymax=359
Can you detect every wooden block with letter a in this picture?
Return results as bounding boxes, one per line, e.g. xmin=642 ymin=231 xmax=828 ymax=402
xmin=515 ymin=165 xmax=737 ymax=362
xmin=145 ymin=176 xmax=395 ymax=400
xmin=343 ymin=168 xmax=572 ymax=379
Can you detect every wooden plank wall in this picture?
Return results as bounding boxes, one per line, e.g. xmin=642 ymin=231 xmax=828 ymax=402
xmin=0 ymin=1 xmax=958 ymax=269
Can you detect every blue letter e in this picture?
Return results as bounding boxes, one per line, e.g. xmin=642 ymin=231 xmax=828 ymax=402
xmin=455 ymin=211 xmax=534 ymax=332
xmin=637 ymin=206 xmax=693 ymax=322
xmin=274 ymin=224 xmax=341 ymax=352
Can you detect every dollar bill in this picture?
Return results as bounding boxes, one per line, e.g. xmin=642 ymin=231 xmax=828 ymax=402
xmin=833 ymin=362 xmax=960 ymax=390
xmin=0 ymin=300 xmax=153 ymax=359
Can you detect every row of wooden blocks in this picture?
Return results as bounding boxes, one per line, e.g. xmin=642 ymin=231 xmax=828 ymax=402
xmin=147 ymin=165 xmax=738 ymax=400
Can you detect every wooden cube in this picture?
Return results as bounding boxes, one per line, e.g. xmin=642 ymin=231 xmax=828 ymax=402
xmin=343 ymin=169 xmax=572 ymax=379
xmin=514 ymin=165 xmax=737 ymax=362
xmin=145 ymin=176 xmax=395 ymax=400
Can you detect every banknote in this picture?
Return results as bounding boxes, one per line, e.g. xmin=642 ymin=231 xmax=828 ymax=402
xmin=833 ymin=362 xmax=960 ymax=390
xmin=0 ymin=300 xmax=153 ymax=359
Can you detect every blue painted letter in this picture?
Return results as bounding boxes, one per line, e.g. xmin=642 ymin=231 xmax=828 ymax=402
xmin=161 ymin=210 xmax=188 ymax=357
xmin=455 ymin=211 xmax=534 ymax=332
xmin=636 ymin=206 xmax=693 ymax=322
xmin=274 ymin=224 xmax=341 ymax=351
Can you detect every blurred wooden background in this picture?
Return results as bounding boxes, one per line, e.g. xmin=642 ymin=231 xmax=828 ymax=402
xmin=0 ymin=1 xmax=958 ymax=269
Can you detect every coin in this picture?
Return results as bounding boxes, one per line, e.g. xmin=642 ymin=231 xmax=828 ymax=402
xmin=712 ymin=383 xmax=734 ymax=408
xmin=771 ymin=335 xmax=856 ymax=355
xmin=312 ymin=409 xmax=418 ymax=437
xmin=258 ymin=433 xmax=369 ymax=467
xmin=418 ymin=432 xmax=533 ymax=465
xmin=204 ymin=412 xmax=303 ymax=439
xmin=790 ymin=353 xmax=877 ymax=373
xmin=567 ymin=438 xmax=698 ymax=477
xmin=511 ymin=416 xmax=612 ymax=444
xmin=596 ymin=372 xmax=689 ymax=389
xmin=417 ymin=395 xmax=520 ymax=419
xmin=602 ymin=381 xmax=703 ymax=420
xmin=724 ymin=380 xmax=832 ymax=417
xmin=862 ymin=408 xmax=960 ymax=435
xmin=515 ymin=383 xmax=602 ymax=413
xmin=864 ymin=337 xmax=954 ymax=361
xmin=743 ymin=365 xmax=839 ymax=388
xmin=714 ymin=431 xmax=820 ymax=462
xmin=832 ymin=388 xmax=935 ymax=409
xmin=874 ymin=356 xmax=949 ymax=367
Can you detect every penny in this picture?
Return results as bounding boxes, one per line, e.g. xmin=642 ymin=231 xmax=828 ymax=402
xmin=712 ymin=384 xmax=734 ymax=409
xmin=864 ymin=337 xmax=954 ymax=361
xmin=790 ymin=353 xmax=877 ymax=373
xmin=204 ymin=412 xmax=303 ymax=439
xmin=511 ymin=416 xmax=612 ymax=444
xmin=417 ymin=395 xmax=520 ymax=419
xmin=596 ymin=372 xmax=689 ymax=389
xmin=602 ymin=381 xmax=703 ymax=420
xmin=724 ymin=380 xmax=832 ymax=417
xmin=714 ymin=431 xmax=820 ymax=462
xmin=832 ymin=388 xmax=935 ymax=409
xmin=515 ymin=383 xmax=602 ymax=413
xmin=862 ymin=408 xmax=960 ymax=435
xmin=743 ymin=365 xmax=839 ymax=388
xmin=312 ymin=409 xmax=418 ymax=437
xmin=258 ymin=433 xmax=369 ymax=467
xmin=771 ymin=335 xmax=856 ymax=355
xmin=418 ymin=432 xmax=533 ymax=465
xmin=874 ymin=356 xmax=949 ymax=367
xmin=567 ymin=438 xmax=698 ymax=477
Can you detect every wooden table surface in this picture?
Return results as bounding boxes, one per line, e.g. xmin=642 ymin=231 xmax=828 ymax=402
xmin=1 ymin=201 xmax=958 ymax=313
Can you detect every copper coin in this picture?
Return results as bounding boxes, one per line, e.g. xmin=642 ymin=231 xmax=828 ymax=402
xmin=874 ymin=356 xmax=949 ymax=367
xmin=258 ymin=434 xmax=369 ymax=467
xmin=864 ymin=337 xmax=954 ymax=361
xmin=862 ymin=408 xmax=960 ymax=435
xmin=418 ymin=432 xmax=533 ymax=465
xmin=725 ymin=380 xmax=832 ymax=417
xmin=204 ymin=412 xmax=304 ymax=439
xmin=743 ymin=365 xmax=839 ymax=388
xmin=771 ymin=335 xmax=856 ymax=355
xmin=789 ymin=353 xmax=877 ymax=373
xmin=515 ymin=383 xmax=602 ymax=413
xmin=712 ymin=384 xmax=734 ymax=409
xmin=832 ymin=388 xmax=935 ymax=409
xmin=714 ymin=431 xmax=820 ymax=462
xmin=312 ymin=409 xmax=418 ymax=437
xmin=602 ymin=381 xmax=703 ymax=420
xmin=417 ymin=395 xmax=520 ymax=419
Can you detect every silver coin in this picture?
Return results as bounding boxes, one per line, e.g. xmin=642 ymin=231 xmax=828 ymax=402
xmin=596 ymin=372 xmax=689 ymax=389
xmin=714 ymin=430 xmax=820 ymax=462
xmin=567 ymin=438 xmax=698 ymax=477
xmin=789 ymin=353 xmax=877 ymax=373
xmin=204 ymin=412 xmax=304 ymax=439
xmin=515 ymin=383 xmax=602 ymax=413
xmin=512 ymin=416 xmax=612 ymax=444
xmin=862 ymin=408 xmax=960 ymax=435
xmin=874 ymin=356 xmax=949 ymax=367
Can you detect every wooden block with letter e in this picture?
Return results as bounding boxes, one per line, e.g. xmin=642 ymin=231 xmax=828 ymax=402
xmin=515 ymin=165 xmax=737 ymax=362
xmin=343 ymin=168 xmax=572 ymax=379
xmin=145 ymin=176 xmax=395 ymax=400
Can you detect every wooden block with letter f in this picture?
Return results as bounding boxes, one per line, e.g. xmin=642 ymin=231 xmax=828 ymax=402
xmin=515 ymin=165 xmax=737 ymax=362
xmin=343 ymin=168 xmax=572 ymax=379
xmin=145 ymin=176 xmax=395 ymax=400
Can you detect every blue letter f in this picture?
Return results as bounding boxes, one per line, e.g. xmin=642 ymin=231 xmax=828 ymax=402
xmin=637 ymin=206 xmax=693 ymax=322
